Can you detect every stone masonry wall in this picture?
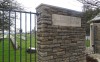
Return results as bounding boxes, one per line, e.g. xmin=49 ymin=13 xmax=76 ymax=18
xmin=92 ymin=23 xmax=100 ymax=53
xmin=36 ymin=4 xmax=86 ymax=62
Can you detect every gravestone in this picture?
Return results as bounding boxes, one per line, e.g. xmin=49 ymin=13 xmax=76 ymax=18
xmin=0 ymin=30 xmax=2 ymax=39
xmin=37 ymin=4 xmax=86 ymax=62
xmin=26 ymin=47 xmax=36 ymax=53
xmin=17 ymin=35 xmax=25 ymax=40
xmin=21 ymin=36 xmax=25 ymax=40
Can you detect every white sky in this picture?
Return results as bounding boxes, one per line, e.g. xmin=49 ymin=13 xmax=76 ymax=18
xmin=17 ymin=0 xmax=83 ymax=12
xmin=14 ymin=0 xmax=83 ymax=32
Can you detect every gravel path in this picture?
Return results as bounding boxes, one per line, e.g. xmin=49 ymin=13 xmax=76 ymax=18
xmin=89 ymin=54 xmax=100 ymax=62
xmin=86 ymin=47 xmax=94 ymax=54
xmin=85 ymin=47 xmax=100 ymax=62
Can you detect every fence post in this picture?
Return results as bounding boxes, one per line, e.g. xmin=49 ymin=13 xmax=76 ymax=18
xmin=36 ymin=4 xmax=86 ymax=62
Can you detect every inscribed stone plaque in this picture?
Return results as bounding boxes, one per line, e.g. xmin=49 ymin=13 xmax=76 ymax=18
xmin=52 ymin=14 xmax=81 ymax=27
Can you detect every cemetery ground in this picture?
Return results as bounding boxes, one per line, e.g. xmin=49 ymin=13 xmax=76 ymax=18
xmin=0 ymin=33 xmax=90 ymax=62
xmin=0 ymin=33 xmax=36 ymax=62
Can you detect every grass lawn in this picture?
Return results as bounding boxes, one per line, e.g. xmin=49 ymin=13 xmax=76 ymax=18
xmin=0 ymin=33 xmax=91 ymax=62
xmin=0 ymin=33 xmax=36 ymax=62
xmin=86 ymin=40 xmax=90 ymax=47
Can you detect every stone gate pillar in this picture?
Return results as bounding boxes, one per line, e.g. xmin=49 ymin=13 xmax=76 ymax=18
xmin=36 ymin=4 xmax=86 ymax=62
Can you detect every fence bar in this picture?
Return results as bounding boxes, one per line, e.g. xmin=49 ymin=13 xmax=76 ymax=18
xmin=14 ymin=12 xmax=16 ymax=62
xmin=2 ymin=10 xmax=4 ymax=62
xmin=20 ymin=12 xmax=22 ymax=62
xmin=25 ymin=13 xmax=27 ymax=62
xmin=8 ymin=11 xmax=11 ymax=62
xmin=35 ymin=14 xmax=37 ymax=62
xmin=30 ymin=12 xmax=32 ymax=62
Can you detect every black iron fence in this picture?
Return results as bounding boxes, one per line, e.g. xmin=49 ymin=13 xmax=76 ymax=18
xmin=0 ymin=9 xmax=38 ymax=62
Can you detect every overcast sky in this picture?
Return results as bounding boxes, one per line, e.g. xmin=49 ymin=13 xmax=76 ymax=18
xmin=17 ymin=0 xmax=83 ymax=12
xmin=13 ymin=0 xmax=83 ymax=32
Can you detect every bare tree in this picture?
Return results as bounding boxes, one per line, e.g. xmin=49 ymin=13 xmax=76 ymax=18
xmin=77 ymin=0 xmax=100 ymax=35
xmin=0 ymin=0 xmax=23 ymax=30
xmin=77 ymin=0 xmax=100 ymax=10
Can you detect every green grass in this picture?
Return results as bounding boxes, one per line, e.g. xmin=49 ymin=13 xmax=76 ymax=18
xmin=16 ymin=33 xmax=36 ymax=48
xmin=86 ymin=40 xmax=90 ymax=47
xmin=0 ymin=33 xmax=36 ymax=62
